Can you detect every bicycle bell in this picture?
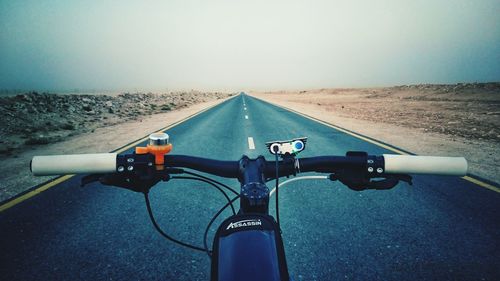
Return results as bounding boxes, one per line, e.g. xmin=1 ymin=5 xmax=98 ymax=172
xmin=149 ymin=132 xmax=170 ymax=146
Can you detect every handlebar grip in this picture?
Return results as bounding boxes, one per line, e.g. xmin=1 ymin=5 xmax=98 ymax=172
xmin=383 ymin=154 xmax=467 ymax=176
xmin=31 ymin=153 xmax=117 ymax=176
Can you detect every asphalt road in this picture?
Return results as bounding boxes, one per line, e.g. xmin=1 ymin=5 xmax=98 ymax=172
xmin=1 ymin=94 xmax=499 ymax=280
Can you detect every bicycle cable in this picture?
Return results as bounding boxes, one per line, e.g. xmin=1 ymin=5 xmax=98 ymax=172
xmin=144 ymin=174 xmax=238 ymax=256
xmin=171 ymin=176 xmax=236 ymax=215
xmin=275 ymin=152 xmax=281 ymax=229
xmin=203 ymin=195 xmax=241 ymax=258
xmin=144 ymin=192 xmax=207 ymax=253
xmin=182 ymin=170 xmax=239 ymax=196
xmin=269 ymin=176 xmax=329 ymax=196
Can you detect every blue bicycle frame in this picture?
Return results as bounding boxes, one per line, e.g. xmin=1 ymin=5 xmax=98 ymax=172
xmin=210 ymin=156 xmax=291 ymax=281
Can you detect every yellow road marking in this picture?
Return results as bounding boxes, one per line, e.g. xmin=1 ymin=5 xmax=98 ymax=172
xmin=254 ymin=96 xmax=499 ymax=193
xmin=462 ymin=176 xmax=500 ymax=193
xmin=0 ymin=95 xmax=238 ymax=213
xmin=0 ymin=175 xmax=74 ymax=212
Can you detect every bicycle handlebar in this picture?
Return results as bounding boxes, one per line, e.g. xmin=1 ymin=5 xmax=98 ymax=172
xmin=163 ymin=155 xmax=239 ymax=178
xmin=31 ymin=153 xmax=117 ymax=175
xmin=31 ymin=153 xmax=468 ymax=177
xmin=383 ymin=154 xmax=467 ymax=176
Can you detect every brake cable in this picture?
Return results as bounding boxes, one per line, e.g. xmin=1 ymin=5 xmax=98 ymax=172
xmin=144 ymin=173 xmax=238 ymax=255
xmin=203 ymin=195 xmax=240 ymax=258
xmin=144 ymin=192 xmax=207 ymax=253
xmin=274 ymin=151 xmax=281 ymax=228
xmin=171 ymin=176 xmax=236 ymax=215
xmin=270 ymin=176 xmax=330 ymax=197
xmin=181 ymin=170 xmax=239 ymax=196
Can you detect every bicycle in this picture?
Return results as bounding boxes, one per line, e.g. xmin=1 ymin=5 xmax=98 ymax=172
xmin=30 ymin=132 xmax=467 ymax=281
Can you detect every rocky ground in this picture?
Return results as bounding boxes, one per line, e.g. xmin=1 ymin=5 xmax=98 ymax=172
xmin=0 ymin=91 xmax=231 ymax=155
xmin=0 ymin=92 xmax=233 ymax=202
xmin=250 ymin=82 xmax=500 ymax=184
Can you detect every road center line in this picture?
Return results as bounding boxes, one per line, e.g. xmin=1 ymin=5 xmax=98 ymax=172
xmin=245 ymin=115 xmax=248 ymax=119
xmin=248 ymin=137 xmax=255 ymax=150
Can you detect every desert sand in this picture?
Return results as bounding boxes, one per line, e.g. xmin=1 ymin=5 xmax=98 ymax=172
xmin=250 ymin=82 xmax=499 ymax=185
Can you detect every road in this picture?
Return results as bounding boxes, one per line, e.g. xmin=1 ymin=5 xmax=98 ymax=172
xmin=1 ymin=94 xmax=499 ymax=280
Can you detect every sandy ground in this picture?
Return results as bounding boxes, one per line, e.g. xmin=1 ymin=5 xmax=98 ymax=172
xmin=249 ymin=83 xmax=500 ymax=184
xmin=0 ymin=93 xmax=233 ymax=202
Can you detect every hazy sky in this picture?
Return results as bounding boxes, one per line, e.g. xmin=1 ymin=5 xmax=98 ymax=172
xmin=1 ymin=0 xmax=499 ymax=91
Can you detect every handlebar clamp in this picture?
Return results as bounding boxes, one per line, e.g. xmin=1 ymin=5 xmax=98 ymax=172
xmin=83 ymin=153 xmax=173 ymax=193
xmin=328 ymin=152 xmax=410 ymax=191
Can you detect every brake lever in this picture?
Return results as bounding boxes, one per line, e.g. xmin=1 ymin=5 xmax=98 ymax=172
xmin=329 ymin=173 xmax=412 ymax=191
xmin=80 ymin=168 xmax=184 ymax=193
xmin=365 ymin=174 xmax=412 ymax=190
xmin=99 ymin=172 xmax=170 ymax=193
xmin=81 ymin=172 xmax=168 ymax=193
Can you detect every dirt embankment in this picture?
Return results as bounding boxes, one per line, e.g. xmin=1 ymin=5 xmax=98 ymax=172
xmin=0 ymin=91 xmax=231 ymax=155
xmin=250 ymin=82 xmax=500 ymax=184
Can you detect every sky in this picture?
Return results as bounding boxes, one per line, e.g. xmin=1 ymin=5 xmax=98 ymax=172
xmin=0 ymin=0 xmax=499 ymax=91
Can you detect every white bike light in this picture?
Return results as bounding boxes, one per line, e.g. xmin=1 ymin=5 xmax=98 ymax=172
xmin=292 ymin=140 xmax=305 ymax=153
xmin=266 ymin=137 xmax=307 ymax=156
xmin=270 ymin=143 xmax=281 ymax=154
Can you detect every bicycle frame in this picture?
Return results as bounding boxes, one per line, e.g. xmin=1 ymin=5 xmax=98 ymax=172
xmin=210 ymin=156 xmax=290 ymax=281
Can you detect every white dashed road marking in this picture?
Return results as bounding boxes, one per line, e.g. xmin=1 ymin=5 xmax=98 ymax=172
xmin=248 ymin=137 xmax=255 ymax=150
